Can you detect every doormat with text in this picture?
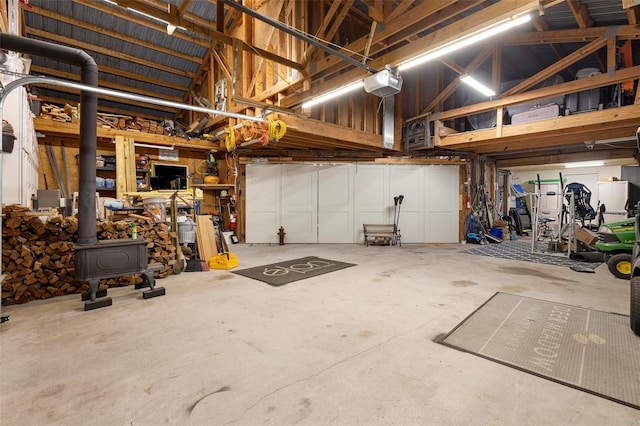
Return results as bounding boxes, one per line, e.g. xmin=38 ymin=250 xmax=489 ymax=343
xmin=439 ymin=292 xmax=640 ymax=409
xmin=233 ymin=256 xmax=356 ymax=286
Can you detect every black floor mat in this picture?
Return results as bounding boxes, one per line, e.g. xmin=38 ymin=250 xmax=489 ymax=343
xmin=439 ymin=293 xmax=640 ymax=409
xmin=462 ymin=240 xmax=601 ymax=270
xmin=233 ymin=256 xmax=356 ymax=286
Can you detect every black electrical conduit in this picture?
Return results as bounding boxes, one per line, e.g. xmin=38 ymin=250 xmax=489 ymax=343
xmin=0 ymin=33 xmax=99 ymax=245
xmin=219 ymin=0 xmax=378 ymax=75
xmin=0 ymin=34 xmax=265 ymax=245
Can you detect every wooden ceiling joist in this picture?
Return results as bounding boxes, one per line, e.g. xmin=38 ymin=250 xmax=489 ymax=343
xmin=283 ymin=0 xmax=539 ymax=108
xmin=503 ymin=37 xmax=607 ymax=96
xmin=437 ymin=103 xmax=640 ymax=153
xmin=25 ymin=27 xmax=196 ymax=79
xmin=72 ymin=0 xmax=303 ymax=71
xmin=27 ymin=5 xmax=198 ymax=64
xmin=423 ymin=46 xmax=494 ymax=114
xmin=434 ymin=64 xmax=640 ymax=121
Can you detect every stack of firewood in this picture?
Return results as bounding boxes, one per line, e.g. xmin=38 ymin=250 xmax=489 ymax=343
xmin=40 ymin=103 xmax=75 ymax=122
xmin=1 ymin=205 xmax=176 ymax=305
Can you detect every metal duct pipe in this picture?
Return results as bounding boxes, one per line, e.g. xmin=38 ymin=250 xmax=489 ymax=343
xmin=0 ymin=33 xmax=99 ymax=245
xmin=219 ymin=0 xmax=378 ymax=74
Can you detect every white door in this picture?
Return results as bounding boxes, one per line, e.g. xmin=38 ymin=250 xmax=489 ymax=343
xmin=318 ymin=164 xmax=354 ymax=243
xmin=354 ymin=165 xmax=389 ymax=244
xmin=424 ymin=166 xmax=459 ymax=243
xmin=245 ymin=164 xmax=281 ymax=243
xmin=282 ymin=164 xmax=318 ymax=243
xmin=597 ymin=181 xmax=628 ymax=223
xmin=389 ymin=165 xmax=424 ymax=243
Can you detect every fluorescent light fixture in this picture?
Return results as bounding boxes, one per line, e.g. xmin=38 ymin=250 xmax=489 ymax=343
xmin=101 ymin=0 xmax=185 ymax=33
xmin=301 ymin=80 xmax=364 ymax=109
xmin=298 ymin=12 xmax=531 ymax=108
xmin=460 ymin=75 xmax=495 ymax=97
xmin=135 ymin=143 xmax=175 ymax=151
xmin=398 ymin=14 xmax=532 ymax=72
xmin=565 ymin=160 xmax=605 ymax=168
xmin=111 ymin=141 xmax=175 ymax=151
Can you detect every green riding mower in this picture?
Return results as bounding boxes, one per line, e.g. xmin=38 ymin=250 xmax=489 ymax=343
xmin=596 ymin=217 xmax=635 ymax=280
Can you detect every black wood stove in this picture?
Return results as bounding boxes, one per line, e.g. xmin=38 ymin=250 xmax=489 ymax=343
xmin=75 ymin=239 xmax=165 ymax=310
xmin=0 ymin=34 xmax=166 ymax=311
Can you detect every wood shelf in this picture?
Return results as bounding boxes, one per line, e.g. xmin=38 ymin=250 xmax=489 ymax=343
xmin=190 ymin=184 xmax=235 ymax=189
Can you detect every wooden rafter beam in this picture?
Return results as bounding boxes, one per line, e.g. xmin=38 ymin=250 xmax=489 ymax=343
xmin=362 ymin=0 xmax=384 ymax=22
xmin=423 ymin=46 xmax=494 ymax=114
xmin=435 ymin=64 xmax=640 ymax=120
xmin=566 ymin=0 xmax=593 ymax=28
xmin=384 ymin=0 xmax=414 ymax=23
xmin=25 ymin=27 xmax=197 ymax=78
xmin=437 ymin=104 xmax=640 ymax=152
xmin=531 ymin=15 xmax=575 ymax=77
xmin=247 ymin=0 xmax=286 ymax=96
xmin=303 ymin=0 xmax=342 ymax=65
xmin=72 ymin=0 xmax=303 ymax=71
xmin=320 ymin=0 xmax=355 ymax=57
xmin=497 ymin=148 xmax=636 ymax=168
xmin=505 ymin=25 xmax=640 ymax=45
xmin=627 ymin=6 xmax=640 ymax=24
xmin=283 ymin=0 xmax=539 ymax=108
xmin=36 ymin=83 xmax=178 ymax=114
xmin=30 ymin=65 xmax=184 ymax=102
xmin=278 ymin=114 xmax=386 ymax=151
xmin=25 ymin=5 xmax=198 ymax=64
xmin=307 ymin=0 xmax=461 ymax=81
xmin=503 ymin=37 xmax=607 ymax=96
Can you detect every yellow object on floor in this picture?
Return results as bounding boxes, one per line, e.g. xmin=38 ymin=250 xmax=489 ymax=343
xmin=209 ymin=252 xmax=239 ymax=270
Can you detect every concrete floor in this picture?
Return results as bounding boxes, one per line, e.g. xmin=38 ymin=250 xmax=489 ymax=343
xmin=1 ymin=242 xmax=638 ymax=425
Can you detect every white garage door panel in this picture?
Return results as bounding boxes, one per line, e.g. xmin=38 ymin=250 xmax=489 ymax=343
xmin=354 ymin=165 xmax=389 ymax=243
xmin=426 ymin=213 xmax=457 ymax=243
xmin=424 ymin=166 xmax=459 ymax=243
xmin=246 ymin=163 xmax=460 ymax=244
xmin=356 ymin=166 xmax=387 ymax=205
xmin=247 ymin=212 xmax=279 ymax=243
xmin=245 ymin=164 xmax=281 ymax=243
xmin=282 ymin=164 xmax=317 ymax=243
xmin=427 ymin=166 xmax=459 ymax=211
xmin=319 ymin=165 xmax=353 ymax=243
xmin=390 ymin=166 xmax=424 ymax=243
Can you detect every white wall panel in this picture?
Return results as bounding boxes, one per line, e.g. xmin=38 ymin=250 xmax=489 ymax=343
xmin=282 ymin=164 xmax=318 ymax=243
xmin=245 ymin=164 xmax=281 ymax=243
xmin=389 ymin=165 xmax=424 ymax=243
xmin=425 ymin=166 xmax=459 ymax=243
xmin=354 ymin=165 xmax=389 ymax=243
xmin=318 ymin=165 xmax=354 ymax=243
xmin=246 ymin=163 xmax=460 ymax=244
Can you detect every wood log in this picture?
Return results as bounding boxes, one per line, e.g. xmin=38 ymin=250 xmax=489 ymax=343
xmin=2 ymin=203 xmax=177 ymax=305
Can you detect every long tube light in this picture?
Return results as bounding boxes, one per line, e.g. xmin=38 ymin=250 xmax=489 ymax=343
xmin=398 ymin=14 xmax=532 ymax=72
xmin=460 ymin=75 xmax=496 ymax=97
xmin=565 ymin=161 xmax=605 ymax=168
xmin=301 ymin=80 xmax=364 ymax=109
xmin=301 ymin=12 xmax=532 ymax=109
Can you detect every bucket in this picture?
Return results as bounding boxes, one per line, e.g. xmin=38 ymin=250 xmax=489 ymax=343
xmin=142 ymin=197 xmax=166 ymax=223
xmin=178 ymin=218 xmax=197 ymax=244
xmin=490 ymin=227 xmax=503 ymax=240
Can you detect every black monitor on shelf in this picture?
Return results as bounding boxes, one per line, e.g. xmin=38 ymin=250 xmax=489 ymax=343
xmin=150 ymin=164 xmax=188 ymax=190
